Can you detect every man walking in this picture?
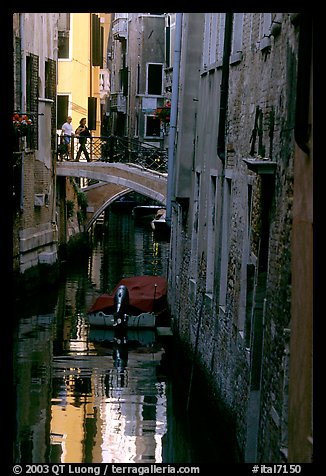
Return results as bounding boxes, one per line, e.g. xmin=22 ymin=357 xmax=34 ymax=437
xmin=61 ymin=116 xmax=74 ymax=160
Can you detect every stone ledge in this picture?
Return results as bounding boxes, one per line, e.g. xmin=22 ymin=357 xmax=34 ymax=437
xmin=242 ymin=158 xmax=277 ymax=175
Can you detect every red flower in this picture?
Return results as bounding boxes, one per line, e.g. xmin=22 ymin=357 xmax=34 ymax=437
xmin=13 ymin=113 xmax=33 ymax=136
xmin=154 ymin=105 xmax=171 ymax=123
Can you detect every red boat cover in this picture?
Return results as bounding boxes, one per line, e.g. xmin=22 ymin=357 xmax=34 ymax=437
xmin=88 ymin=276 xmax=167 ymax=314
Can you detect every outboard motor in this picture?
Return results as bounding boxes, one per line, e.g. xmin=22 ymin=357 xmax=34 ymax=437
xmin=113 ymin=335 xmax=128 ymax=369
xmin=112 ymin=334 xmax=128 ymax=387
xmin=113 ymin=284 xmax=129 ymax=328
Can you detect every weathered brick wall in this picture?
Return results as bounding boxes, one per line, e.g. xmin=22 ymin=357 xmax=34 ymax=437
xmin=21 ymin=152 xmax=54 ymax=228
xmin=66 ymin=177 xmax=80 ymax=238
xmin=16 ymin=151 xmax=58 ymax=274
xmin=226 ymin=13 xmax=298 ymax=461
xmin=169 ymin=13 xmax=299 ymax=461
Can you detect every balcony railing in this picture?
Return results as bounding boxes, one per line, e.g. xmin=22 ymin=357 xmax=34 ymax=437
xmin=112 ymin=17 xmax=128 ymax=41
xmin=110 ymin=92 xmax=127 ymax=113
xmin=57 ymin=135 xmax=168 ymax=173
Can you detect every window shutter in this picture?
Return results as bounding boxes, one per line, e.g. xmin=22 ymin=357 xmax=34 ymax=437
xmin=57 ymin=95 xmax=69 ymax=130
xmin=45 ymin=59 xmax=57 ymax=150
xmin=88 ymin=97 xmax=97 ymax=131
xmin=26 ymin=53 xmax=39 ymax=150
xmin=92 ymin=14 xmax=101 ymax=66
xmin=14 ymin=37 xmax=21 ymax=111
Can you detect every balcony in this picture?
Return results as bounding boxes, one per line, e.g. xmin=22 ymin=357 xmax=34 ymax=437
xmin=242 ymin=158 xmax=277 ymax=175
xmin=112 ymin=17 xmax=128 ymax=41
xmin=99 ymin=70 xmax=110 ymax=100
xmin=110 ymin=92 xmax=127 ymax=113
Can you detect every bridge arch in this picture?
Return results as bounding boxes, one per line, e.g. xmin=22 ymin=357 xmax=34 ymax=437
xmin=87 ymin=189 xmax=130 ymax=226
xmin=84 ymin=186 xmax=165 ymax=230
xmin=56 ymin=162 xmax=167 ymax=230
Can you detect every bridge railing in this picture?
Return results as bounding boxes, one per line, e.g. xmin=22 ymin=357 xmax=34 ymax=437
xmin=57 ymin=135 xmax=168 ymax=173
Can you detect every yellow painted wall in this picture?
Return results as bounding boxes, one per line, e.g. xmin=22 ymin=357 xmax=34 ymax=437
xmin=58 ymin=13 xmax=111 ymax=136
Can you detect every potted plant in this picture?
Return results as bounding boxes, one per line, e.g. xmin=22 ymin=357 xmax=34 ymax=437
xmin=13 ymin=113 xmax=33 ymax=137
xmin=154 ymin=101 xmax=171 ymax=124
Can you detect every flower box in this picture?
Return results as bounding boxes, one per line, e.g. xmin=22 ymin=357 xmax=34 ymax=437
xmin=13 ymin=113 xmax=33 ymax=137
xmin=154 ymin=101 xmax=171 ymax=124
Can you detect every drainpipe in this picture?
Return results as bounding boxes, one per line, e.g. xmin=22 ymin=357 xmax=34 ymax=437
xmin=53 ymin=25 xmax=59 ymax=231
xmin=216 ymin=13 xmax=233 ymax=309
xmin=20 ymin=13 xmax=26 ymax=211
xmin=165 ymin=12 xmax=182 ymax=228
xmin=217 ymin=12 xmax=233 ymax=163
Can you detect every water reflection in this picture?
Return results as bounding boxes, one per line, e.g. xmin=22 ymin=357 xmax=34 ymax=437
xmin=14 ymin=209 xmax=240 ymax=464
xmin=14 ymin=209 xmax=171 ymax=464
xmin=50 ymin=332 xmax=168 ymax=464
xmin=89 ymin=209 xmax=169 ymax=294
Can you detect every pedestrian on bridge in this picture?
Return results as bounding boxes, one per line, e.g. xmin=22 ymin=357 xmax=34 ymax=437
xmin=75 ymin=118 xmax=91 ymax=162
xmin=60 ymin=116 xmax=74 ymax=160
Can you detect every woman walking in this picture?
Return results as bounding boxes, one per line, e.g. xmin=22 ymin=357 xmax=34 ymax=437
xmin=74 ymin=118 xmax=91 ymax=162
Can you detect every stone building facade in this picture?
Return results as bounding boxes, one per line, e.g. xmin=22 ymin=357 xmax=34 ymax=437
xmin=109 ymin=13 xmax=166 ymax=148
xmin=13 ymin=13 xmax=112 ymax=287
xmin=13 ymin=13 xmax=60 ymax=286
xmin=168 ymin=13 xmax=312 ymax=462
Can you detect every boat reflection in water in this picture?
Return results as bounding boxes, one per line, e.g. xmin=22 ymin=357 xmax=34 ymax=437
xmin=91 ymin=327 xmax=157 ymax=392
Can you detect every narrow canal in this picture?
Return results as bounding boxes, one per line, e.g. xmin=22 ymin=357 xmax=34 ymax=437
xmin=13 ymin=207 xmax=241 ymax=464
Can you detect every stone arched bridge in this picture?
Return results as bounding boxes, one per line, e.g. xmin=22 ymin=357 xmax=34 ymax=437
xmin=56 ymin=161 xmax=167 ymax=229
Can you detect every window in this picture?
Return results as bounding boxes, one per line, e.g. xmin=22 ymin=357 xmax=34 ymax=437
xmin=145 ymin=116 xmax=160 ymax=137
xmin=120 ymin=67 xmax=128 ymax=96
xmin=232 ymin=13 xmax=244 ymax=54
xmin=261 ymin=13 xmax=272 ymax=38
xmin=230 ymin=13 xmax=244 ymax=64
xmin=58 ymin=13 xmax=70 ymax=59
xmin=137 ymin=63 xmax=140 ymax=94
xmin=260 ymin=13 xmax=272 ymax=52
xmin=58 ymin=31 xmax=70 ymax=59
xmin=147 ymin=63 xmax=163 ymax=96
xmin=217 ymin=13 xmax=226 ymax=63
xmin=203 ymin=13 xmax=225 ymax=69
xmin=165 ymin=15 xmax=171 ymax=68
xmin=166 ymin=14 xmax=176 ymax=68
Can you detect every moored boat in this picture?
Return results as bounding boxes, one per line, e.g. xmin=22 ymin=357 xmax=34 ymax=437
xmin=87 ymin=275 xmax=168 ymax=328
xmin=151 ymin=208 xmax=168 ymax=231
xmin=132 ymin=205 xmax=163 ymax=221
